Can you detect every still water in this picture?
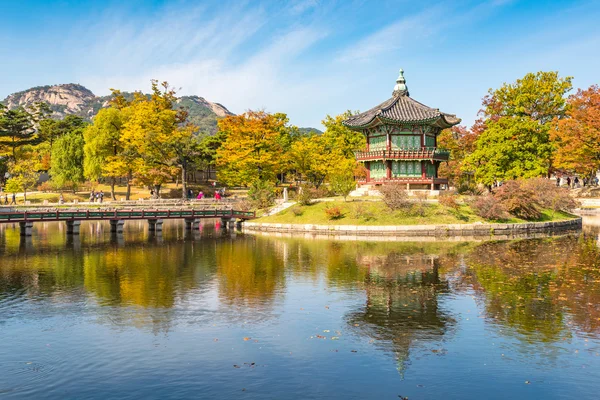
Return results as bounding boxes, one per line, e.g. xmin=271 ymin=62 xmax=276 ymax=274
xmin=1 ymin=220 xmax=600 ymax=399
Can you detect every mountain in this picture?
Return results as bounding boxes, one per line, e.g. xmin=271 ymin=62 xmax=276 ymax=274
xmin=1 ymin=83 xmax=234 ymax=134
xmin=298 ymin=127 xmax=323 ymax=135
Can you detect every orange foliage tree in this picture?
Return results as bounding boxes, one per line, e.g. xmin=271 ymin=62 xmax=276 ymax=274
xmin=551 ymin=85 xmax=600 ymax=176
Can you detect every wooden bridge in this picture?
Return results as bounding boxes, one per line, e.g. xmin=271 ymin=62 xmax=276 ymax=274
xmin=0 ymin=208 xmax=256 ymax=236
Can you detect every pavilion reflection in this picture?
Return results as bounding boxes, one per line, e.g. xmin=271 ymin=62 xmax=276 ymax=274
xmin=346 ymin=253 xmax=456 ymax=375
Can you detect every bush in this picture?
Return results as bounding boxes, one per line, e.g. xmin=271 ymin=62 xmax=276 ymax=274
xmin=329 ymin=172 xmax=356 ymax=201
xmin=521 ymin=178 xmax=580 ymax=212
xmin=438 ymin=192 xmax=459 ymax=210
xmin=493 ymin=180 xmax=542 ymax=220
xmin=352 ymin=203 xmax=374 ymax=221
xmin=37 ymin=181 xmax=57 ymax=192
xmin=324 ymin=205 xmax=344 ymax=220
xmin=469 ymin=195 xmax=509 ymax=220
xmin=297 ymin=185 xmax=316 ymax=205
xmin=291 ymin=205 xmax=304 ymax=216
xmin=457 ymin=182 xmax=483 ymax=195
xmin=248 ymin=180 xmax=276 ymax=209
xmin=379 ymin=183 xmax=410 ymax=210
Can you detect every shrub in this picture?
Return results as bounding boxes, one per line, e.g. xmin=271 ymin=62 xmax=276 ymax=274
xmin=297 ymin=185 xmax=316 ymax=205
xmin=248 ymin=180 xmax=276 ymax=209
xmin=521 ymin=178 xmax=580 ymax=212
xmin=413 ymin=191 xmax=429 ymax=203
xmin=493 ymin=180 xmax=541 ymax=220
xmin=324 ymin=205 xmax=344 ymax=220
xmin=291 ymin=205 xmax=304 ymax=216
xmin=236 ymin=199 xmax=253 ymax=211
xmin=469 ymin=195 xmax=509 ymax=220
xmin=352 ymin=203 xmax=374 ymax=221
xmin=329 ymin=172 xmax=356 ymax=201
xmin=379 ymin=183 xmax=410 ymax=210
xmin=457 ymin=182 xmax=483 ymax=195
xmin=37 ymin=181 xmax=56 ymax=192
xmin=438 ymin=192 xmax=459 ymax=210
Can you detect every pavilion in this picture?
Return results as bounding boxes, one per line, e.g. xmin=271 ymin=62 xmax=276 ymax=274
xmin=343 ymin=69 xmax=460 ymax=190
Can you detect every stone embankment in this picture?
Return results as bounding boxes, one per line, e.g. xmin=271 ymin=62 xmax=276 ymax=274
xmin=243 ymin=218 xmax=582 ymax=239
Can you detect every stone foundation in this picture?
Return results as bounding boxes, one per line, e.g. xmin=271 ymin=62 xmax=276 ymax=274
xmin=243 ymin=218 xmax=582 ymax=239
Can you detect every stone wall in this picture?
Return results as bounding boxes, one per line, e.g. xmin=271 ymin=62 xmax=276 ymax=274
xmin=243 ymin=218 xmax=582 ymax=240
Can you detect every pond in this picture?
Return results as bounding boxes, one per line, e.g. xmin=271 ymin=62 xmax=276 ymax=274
xmin=1 ymin=220 xmax=600 ymax=399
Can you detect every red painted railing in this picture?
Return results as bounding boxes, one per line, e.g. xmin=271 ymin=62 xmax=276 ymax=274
xmin=355 ymin=147 xmax=450 ymax=161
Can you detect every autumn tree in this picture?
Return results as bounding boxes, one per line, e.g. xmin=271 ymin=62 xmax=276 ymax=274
xmin=465 ymin=71 xmax=572 ymax=185
xmin=5 ymin=157 xmax=41 ymax=201
xmin=551 ymin=85 xmax=600 ymax=176
xmin=83 ymin=107 xmax=129 ymax=200
xmin=437 ymin=124 xmax=480 ymax=186
xmin=216 ymin=111 xmax=289 ymax=187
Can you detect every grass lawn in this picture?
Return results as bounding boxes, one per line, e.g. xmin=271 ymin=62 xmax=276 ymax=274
xmin=254 ymin=200 xmax=577 ymax=225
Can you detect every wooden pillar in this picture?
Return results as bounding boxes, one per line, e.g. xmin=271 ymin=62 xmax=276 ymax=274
xmin=421 ymin=161 xmax=426 ymax=178
xmin=386 ymin=160 xmax=392 ymax=180
xmin=365 ymin=162 xmax=371 ymax=183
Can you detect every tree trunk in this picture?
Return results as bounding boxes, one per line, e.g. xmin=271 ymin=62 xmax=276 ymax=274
xmin=154 ymin=184 xmax=161 ymax=199
xmin=23 ymin=188 xmax=26 ymax=202
xmin=126 ymin=171 xmax=132 ymax=201
xmin=181 ymin=165 xmax=187 ymax=200
xmin=110 ymin=178 xmax=116 ymax=200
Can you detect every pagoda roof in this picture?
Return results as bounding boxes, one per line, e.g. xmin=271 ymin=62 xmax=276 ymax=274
xmin=343 ymin=69 xmax=461 ymax=130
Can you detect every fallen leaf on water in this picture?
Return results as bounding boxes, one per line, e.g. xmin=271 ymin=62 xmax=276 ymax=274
xmin=234 ymin=365 xmax=241 ymax=368
xmin=243 ymin=337 xmax=251 ymax=341
xmin=331 ymin=337 xmax=339 ymax=340
xmin=525 ymin=381 xmax=531 ymax=384
xmin=316 ymin=335 xmax=326 ymax=339
xmin=351 ymin=350 xmax=357 ymax=353
xmin=324 ymin=330 xmax=330 ymax=333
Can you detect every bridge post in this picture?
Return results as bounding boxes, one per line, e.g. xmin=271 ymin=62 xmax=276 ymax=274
xmin=66 ymin=220 xmax=81 ymax=235
xmin=148 ymin=219 xmax=163 ymax=232
xmin=184 ymin=218 xmax=200 ymax=230
xmin=110 ymin=220 xmax=125 ymax=234
xmin=220 ymin=217 xmax=236 ymax=231
xmin=19 ymin=221 xmax=33 ymax=237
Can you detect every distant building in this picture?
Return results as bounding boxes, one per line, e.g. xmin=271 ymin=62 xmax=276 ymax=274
xmin=343 ymin=69 xmax=460 ymax=190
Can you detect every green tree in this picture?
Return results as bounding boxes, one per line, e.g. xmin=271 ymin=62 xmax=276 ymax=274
xmin=50 ymin=131 xmax=85 ymax=191
xmin=83 ymin=107 xmax=128 ymax=200
xmin=465 ymin=71 xmax=572 ymax=184
xmin=0 ymin=107 xmax=39 ymax=161
xmin=329 ymin=171 xmax=356 ymax=201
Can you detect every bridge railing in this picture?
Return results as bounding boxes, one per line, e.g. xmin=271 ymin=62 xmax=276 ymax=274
xmin=0 ymin=208 xmax=256 ymax=223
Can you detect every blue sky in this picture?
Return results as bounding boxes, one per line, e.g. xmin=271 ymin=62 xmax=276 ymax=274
xmin=1 ymin=0 xmax=599 ymax=129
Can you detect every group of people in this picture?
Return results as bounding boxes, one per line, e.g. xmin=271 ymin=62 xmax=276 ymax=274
xmin=556 ymin=176 xmax=599 ymax=188
xmin=89 ymin=190 xmax=104 ymax=203
xmin=186 ymin=188 xmax=224 ymax=201
xmin=2 ymin=193 xmax=16 ymax=205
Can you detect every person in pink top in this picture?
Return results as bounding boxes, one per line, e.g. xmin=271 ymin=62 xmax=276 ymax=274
xmin=197 ymin=191 xmax=204 ymax=200
xmin=214 ymin=192 xmax=221 ymax=200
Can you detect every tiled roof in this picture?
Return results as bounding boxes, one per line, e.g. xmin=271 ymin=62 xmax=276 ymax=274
xmin=343 ymin=93 xmax=461 ymax=129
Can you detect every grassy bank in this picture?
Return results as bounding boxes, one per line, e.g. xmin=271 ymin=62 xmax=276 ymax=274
xmin=254 ymin=200 xmax=577 ymax=225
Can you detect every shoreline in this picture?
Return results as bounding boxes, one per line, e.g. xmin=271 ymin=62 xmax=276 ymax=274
xmin=243 ymin=217 xmax=582 ymax=239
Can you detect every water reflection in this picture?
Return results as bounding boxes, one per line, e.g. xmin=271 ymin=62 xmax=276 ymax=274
xmin=1 ymin=221 xmax=600 ymax=399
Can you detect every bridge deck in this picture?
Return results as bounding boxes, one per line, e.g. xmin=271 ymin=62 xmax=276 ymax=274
xmin=0 ymin=208 xmax=255 ymax=223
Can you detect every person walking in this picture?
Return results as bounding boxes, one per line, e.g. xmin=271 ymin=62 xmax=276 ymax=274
xmin=566 ymin=177 xmax=571 ymax=188
xmin=4 ymin=194 xmax=8 ymax=205
xmin=99 ymin=191 xmax=104 ymax=203
xmin=10 ymin=193 xmax=16 ymax=205
xmin=574 ymin=176 xmax=580 ymax=188
xmin=90 ymin=190 xmax=95 ymax=203
xmin=214 ymin=191 xmax=221 ymax=201
xmin=197 ymin=191 xmax=204 ymax=200
xmin=556 ymin=177 xmax=561 ymax=187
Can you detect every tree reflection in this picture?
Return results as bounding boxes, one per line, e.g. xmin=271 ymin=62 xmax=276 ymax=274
xmin=465 ymin=235 xmax=600 ymax=341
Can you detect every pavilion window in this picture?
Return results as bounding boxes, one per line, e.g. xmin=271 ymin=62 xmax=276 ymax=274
xmin=425 ymin=135 xmax=435 ymax=148
xmin=426 ymin=163 xmax=436 ymax=178
xmin=368 ymin=135 xmax=386 ymax=151
xmin=392 ymin=161 xmax=421 ymax=177
xmin=370 ymin=161 xmax=386 ymax=179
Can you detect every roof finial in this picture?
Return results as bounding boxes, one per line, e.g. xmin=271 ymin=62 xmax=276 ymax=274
xmin=393 ymin=68 xmax=409 ymax=97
